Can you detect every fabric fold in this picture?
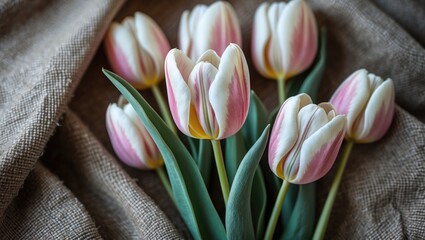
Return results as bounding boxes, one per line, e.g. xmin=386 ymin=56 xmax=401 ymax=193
xmin=0 ymin=163 xmax=102 ymax=239
xmin=42 ymin=110 xmax=182 ymax=239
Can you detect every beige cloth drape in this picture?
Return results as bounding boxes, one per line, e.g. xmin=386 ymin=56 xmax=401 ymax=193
xmin=1 ymin=0 xmax=424 ymax=239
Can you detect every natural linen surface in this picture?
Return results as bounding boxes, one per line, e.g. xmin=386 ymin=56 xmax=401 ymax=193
xmin=0 ymin=0 xmax=424 ymax=239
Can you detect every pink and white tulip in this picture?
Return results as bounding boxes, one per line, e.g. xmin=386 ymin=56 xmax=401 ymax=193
xmin=252 ymin=0 xmax=318 ymax=79
xmin=106 ymin=100 xmax=163 ymax=169
xmin=104 ymin=12 xmax=170 ymax=90
xmin=330 ymin=69 xmax=395 ymax=143
xmin=269 ymin=94 xmax=347 ymax=184
xmin=178 ymin=1 xmax=242 ymax=60
xmin=165 ymin=44 xmax=250 ymax=140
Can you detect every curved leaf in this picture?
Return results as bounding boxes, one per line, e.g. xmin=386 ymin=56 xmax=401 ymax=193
xmin=197 ymin=139 xmax=212 ymax=187
xmin=103 ymin=69 xmax=226 ymax=240
xmin=226 ymin=125 xmax=270 ymax=240
xmin=225 ymin=131 xmax=247 ymax=184
xmin=241 ymin=91 xmax=268 ymax=147
xmin=252 ymin=168 xmax=267 ymax=240
xmin=281 ymin=184 xmax=299 ymax=228
xmin=281 ymin=183 xmax=316 ymax=240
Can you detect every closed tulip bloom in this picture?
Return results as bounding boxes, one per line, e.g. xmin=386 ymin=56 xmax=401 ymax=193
xmin=330 ymin=69 xmax=395 ymax=143
xmin=106 ymin=101 xmax=163 ymax=169
xmin=179 ymin=1 xmax=242 ymax=60
xmin=165 ymin=43 xmax=250 ymax=140
xmin=105 ymin=12 xmax=170 ymax=89
xmin=269 ymin=94 xmax=347 ymax=184
xmin=252 ymin=0 xmax=318 ymax=79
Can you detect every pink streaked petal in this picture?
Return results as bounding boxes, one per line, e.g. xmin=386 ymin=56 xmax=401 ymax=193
xmin=192 ymin=1 xmax=242 ymax=59
xmin=134 ymin=12 xmax=170 ymax=82
xmin=104 ymin=23 xmax=142 ymax=87
xmin=179 ymin=5 xmax=208 ymax=56
xmin=188 ymin=62 xmax=219 ymax=138
xmin=277 ymin=0 xmax=317 ymax=77
xmin=330 ymin=69 xmax=370 ymax=136
xmin=106 ymin=104 xmax=148 ymax=169
xmin=268 ymin=94 xmax=312 ymax=178
xmin=293 ymin=115 xmax=346 ymax=184
xmin=353 ymin=79 xmax=395 ymax=143
xmin=123 ymin=104 xmax=161 ymax=163
xmin=265 ymin=2 xmax=287 ymax=77
xmin=251 ymin=2 xmax=275 ymax=78
xmin=165 ymin=49 xmax=195 ymax=136
xmin=209 ymin=44 xmax=250 ymax=139
xmin=284 ymin=104 xmax=329 ymax=180
xmin=178 ymin=10 xmax=191 ymax=55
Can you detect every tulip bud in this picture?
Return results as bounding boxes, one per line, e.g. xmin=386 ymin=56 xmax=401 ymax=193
xmin=106 ymin=99 xmax=163 ymax=169
xmin=252 ymin=0 xmax=318 ymax=79
xmin=165 ymin=44 xmax=250 ymax=140
xmin=269 ymin=94 xmax=347 ymax=184
xmin=104 ymin=12 xmax=170 ymax=90
xmin=330 ymin=69 xmax=395 ymax=143
xmin=178 ymin=1 xmax=242 ymax=60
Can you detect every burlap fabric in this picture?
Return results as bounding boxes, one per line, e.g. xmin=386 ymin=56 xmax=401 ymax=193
xmin=0 ymin=0 xmax=424 ymax=239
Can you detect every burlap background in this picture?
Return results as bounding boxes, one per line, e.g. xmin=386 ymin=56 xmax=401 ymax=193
xmin=0 ymin=0 xmax=424 ymax=239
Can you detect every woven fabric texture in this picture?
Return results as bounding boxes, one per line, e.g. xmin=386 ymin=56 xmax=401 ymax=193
xmin=0 ymin=0 xmax=424 ymax=239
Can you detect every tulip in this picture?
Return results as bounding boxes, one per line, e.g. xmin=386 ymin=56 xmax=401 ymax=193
xmin=165 ymin=43 xmax=249 ymax=205
xmin=269 ymin=93 xmax=347 ymax=184
xmin=313 ymin=70 xmax=395 ymax=240
xmin=165 ymin=43 xmax=250 ymax=140
xmin=265 ymin=93 xmax=346 ymax=240
xmin=330 ymin=69 xmax=395 ymax=143
xmin=252 ymin=0 xmax=318 ymax=80
xmin=106 ymin=100 xmax=163 ymax=169
xmin=104 ymin=12 xmax=170 ymax=90
xmin=178 ymin=1 xmax=242 ymax=60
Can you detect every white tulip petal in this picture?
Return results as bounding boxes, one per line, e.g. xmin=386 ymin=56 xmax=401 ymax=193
xmin=252 ymin=2 xmax=274 ymax=78
xmin=108 ymin=104 xmax=147 ymax=167
xmin=209 ymin=44 xmax=250 ymax=139
xmin=269 ymin=94 xmax=312 ymax=178
xmin=193 ymin=1 xmax=241 ymax=59
xmin=293 ymin=115 xmax=346 ymax=183
xmin=134 ymin=12 xmax=170 ymax=80
xmin=284 ymin=104 xmax=329 ymax=180
xmin=353 ymin=79 xmax=395 ymax=142
xmin=109 ymin=21 xmax=142 ymax=81
xmin=197 ymin=50 xmax=221 ymax=69
xmin=165 ymin=49 xmax=195 ymax=135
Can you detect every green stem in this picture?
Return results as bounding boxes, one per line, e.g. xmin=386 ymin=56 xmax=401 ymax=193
xmin=264 ymin=180 xmax=291 ymax=240
xmin=313 ymin=141 xmax=355 ymax=240
xmin=277 ymin=75 xmax=286 ymax=105
xmin=211 ymin=140 xmax=230 ymax=206
xmin=151 ymin=84 xmax=177 ymax=135
xmin=156 ymin=167 xmax=173 ymax=200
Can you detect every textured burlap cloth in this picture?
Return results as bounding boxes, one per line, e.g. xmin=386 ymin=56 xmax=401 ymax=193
xmin=0 ymin=0 xmax=424 ymax=239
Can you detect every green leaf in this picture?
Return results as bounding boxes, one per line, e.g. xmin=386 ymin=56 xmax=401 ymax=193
xmin=241 ymin=91 xmax=268 ymax=147
xmin=186 ymin=136 xmax=199 ymax=159
xmin=281 ymin=183 xmax=316 ymax=240
xmin=252 ymin=168 xmax=267 ymax=240
xmin=196 ymin=139 xmax=212 ymax=187
xmin=225 ymin=131 xmax=247 ymax=184
xmin=226 ymin=125 xmax=270 ymax=240
xmin=281 ymin=184 xmax=299 ymax=227
xmin=229 ymin=92 xmax=269 ymax=239
xmin=287 ymin=28 xmax=327 ymax=102
xmin=225 ymin=130 xmax=268 ymax=239
xmin=103 ymin=69 xmax=225 ymax=240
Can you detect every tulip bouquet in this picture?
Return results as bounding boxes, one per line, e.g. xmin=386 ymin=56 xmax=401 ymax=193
xmin=101 ymin=1 xmax=395 ymax=239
